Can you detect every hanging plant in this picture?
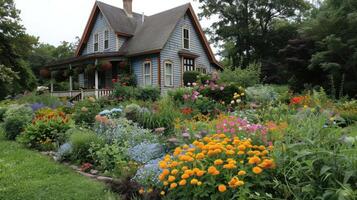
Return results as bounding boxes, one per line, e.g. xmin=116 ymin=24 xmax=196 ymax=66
xmin=51 ymin=70 xmax=65 ymax=81
xmin=40 ymin=68 xmax=50 ymax=78
xmin=100 ymin=61 xmax=112 ymax=71
xmin=74 ymin=66 xmax=84 ymax=75
xmin=119 ymin=61 xmax=127 ymax=69
xmin=85 ymin=64 xmax=96 ymax=74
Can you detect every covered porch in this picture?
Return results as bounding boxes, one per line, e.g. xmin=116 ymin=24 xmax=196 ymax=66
xmin=42 ymin=52 xmax=130 ymax=100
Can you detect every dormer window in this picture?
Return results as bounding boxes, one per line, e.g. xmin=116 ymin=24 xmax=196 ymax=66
xmin=94 ymin=33 xmax=99 ymax=52
xmin=182 ymin=27 xmax=190 ymax=49
xmin=104 ymin=30 xmax=109 ymax=49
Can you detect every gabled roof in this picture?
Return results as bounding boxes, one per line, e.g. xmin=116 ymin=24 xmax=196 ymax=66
xmin=75 ymin=1 xmax=223 ymax=69
xmin=120 ymin=3 xmax=190 ymax=56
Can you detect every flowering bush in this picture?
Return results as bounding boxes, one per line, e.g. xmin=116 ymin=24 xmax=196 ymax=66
xmin=98 ymin=107 xmax=123 ymax=119
xmin=127 ymin=142 xmax=165 ymax=164
xmin=158 ymin=134 xmax=275 ymax=199
xmin=133 ymin=158 xmax=163 ymax=188
xmin=17 ymin=108 xmax=71 ymax=150
xmin=72 ymin=97 xmax=101 ymax=127
xmin=214 ymin=115 xmax=269 ymax=144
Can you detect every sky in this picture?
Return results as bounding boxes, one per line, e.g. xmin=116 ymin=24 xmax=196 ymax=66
xmin=14 ymin=0 xmax=216 ymax=51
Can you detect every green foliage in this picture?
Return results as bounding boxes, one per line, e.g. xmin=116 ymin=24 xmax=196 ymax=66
xmin=17 ymin=109 xmax=71 ymax=150
xmin=17 ymin=92 xmax=62 ymax=107
xmin=197 ymin=0 xmax=309 ymax=67
xmin=218 ymin=62 xmax=261 ymax=87
xmin=72 ymin=97 xmax=101 ymax=127
xmin=0 ymin=107 xmax=7 ymax=122
xmin=89 ymin=142 xmax=127 ymax=173
xmin=183 ymin=71 xmax=200 ymax=86
xmin=272 ymin=113 xmax=357 ymax=199
xmin=137 ymin=97 xmax=181 ymax=134
xmin=68 ymin=128 xmax=104 ymax=163
xmin=0 ymin=138 xmax=118 ymax=200
xmin=3 ymin=104 xmax=33 ymax=140
xmin=137 ymin=86 xmax=161 ymax=101
xmin=124 ymin=103 xmax=141 ymax=121
xmin=245 ymin=85 xmax=280 ymax=105
xmin=167 ymin=87 xmax=193 ymax=104
xmin=112 ymin=85 xmax=139 ymax=101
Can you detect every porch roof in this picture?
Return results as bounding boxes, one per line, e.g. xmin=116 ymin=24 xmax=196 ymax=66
xmin=44 ymin=52 xmax=125 ymax=69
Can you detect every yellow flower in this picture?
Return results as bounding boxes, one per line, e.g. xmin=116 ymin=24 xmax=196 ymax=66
xmin=248 ymin=156 xmax=261 ymax=165
xmin=148 ymin=188 xmax=153 ymax=193
xmin=170 ymin=183 xmax=177 ymax=189
xmin=218 ymin=184 xmax=227 ymax=192
xmin=163 ymin=181 xmax=169 ymax=186
xmin=190 ymin=178 xmax=198 ymax=185
xmin=196 ymin=170 xmax=205 ymax=177
xmin=168 ymin=175 xmax=176 ymax=182
xmin=181 ymin=174 xmax=190 ymax=179
xmin=139 ymin=188 xmax=145 ymax=194
xmin=159 ymin=161 xmax=168 ymax=169
xmin=182 ymin=166 xmax=188 ymax=171
xmin=238 ymin=145 xmax=246 ymax=151
xmin=197 ymin=181 xmax=202 ymax=186
xmin=252 ymin=166 xmax=263 ymax=174
xmin=179 ymin=179 xmax=187 ymax=186
xmin=160 ymin=191 xmax=165 ymax=196
xmin=238 ymin=170 xmax=246 ymax=176
xmin=214 ymin=159 xmax=224 ymax=165
xmin=196 ymin=153 xmax=205 ymax=160
xmin=171 ymin=169 xmax=179 ymax=175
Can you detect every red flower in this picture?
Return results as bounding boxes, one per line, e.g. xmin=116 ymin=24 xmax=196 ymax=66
xmin=181 ymin=107 xmax=193 ymax=115
xmin=290 ymin=96 xmax=305 ymax=105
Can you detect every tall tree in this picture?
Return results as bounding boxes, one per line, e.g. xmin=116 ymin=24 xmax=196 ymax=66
xmin=301 ymin=0 xmax=357 ymax=97
xmin=196 ymin=0 xmax=310 ymax=67
xmin=0 ymin=0 xmax=37 ymax=99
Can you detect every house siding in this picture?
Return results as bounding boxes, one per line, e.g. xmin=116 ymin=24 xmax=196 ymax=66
xmin=81 ymin=12 xmax=117 ymax=55
xmin=131 ymin=54 xmax=159 ymax=87
xmin=160 ymin=13 xmax=215 ymax=92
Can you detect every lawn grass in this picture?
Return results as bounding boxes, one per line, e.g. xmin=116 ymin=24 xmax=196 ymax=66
xmin=0 ymin=129 xmax=120 ymax=200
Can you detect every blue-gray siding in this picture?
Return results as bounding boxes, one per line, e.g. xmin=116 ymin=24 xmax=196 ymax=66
xmin=131 ymin=54 xmax=159 ymax=87
xmin=160 ymin=14 xmax=215 ymax=92
xmin=81 ymin=12 xmax=124 ymax=55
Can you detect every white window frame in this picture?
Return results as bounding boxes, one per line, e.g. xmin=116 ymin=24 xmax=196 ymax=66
xmin=164 ymin=61 xmax=174 ymax=87
xmin=93 ymin=33 xmax=99 ymax=52
xmin=143 ymin=61 xmax=152 ymax=86
xmin=103 ymin=30 xmax=109 ymax=50
xmin=182 ymin=26 xmax=190 ymax=50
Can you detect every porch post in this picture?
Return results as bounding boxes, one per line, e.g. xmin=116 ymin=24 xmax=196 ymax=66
xmin=94 ymin=59 xmax=99 ymax=98
xmin=50 ymin=81 xmax=54 ymax=96
xmin=69 ymin=64 xmax=73 ymax=97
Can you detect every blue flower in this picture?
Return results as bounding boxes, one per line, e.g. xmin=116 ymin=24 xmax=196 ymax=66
xmin=30 ymin=103 xmax=46 ymax=112
xmin=110 ymin=108 xmax=122 ymax=113
xmin=99 ymin=110 xmax=111 ymax=116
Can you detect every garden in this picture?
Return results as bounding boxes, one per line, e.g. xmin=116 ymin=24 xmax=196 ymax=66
xmin=0 ymin=66 xmax=356 ymax=200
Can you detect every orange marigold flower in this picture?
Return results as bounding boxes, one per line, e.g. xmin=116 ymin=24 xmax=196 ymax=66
xmin=170 ymin=183 xmax=177 ymax=189
xmin=218 ymin=184 xmax=227 ymax=192
xmin=190 ymin=178 xmax=198 ymax=185
xmin=252 ymin=166 xmax=263 ymax=174
xmin=168 ymin=175 xmax=176 ymax=182
xmin=179 ymin=179 xmax=187 ymax=186
xmin=171 ymin=169 xmax=179 ymax=175
xmin=196 ymin=170 xmax=205 ymax=177
xmin=238 ymin=170 xmax=246 ymax=176
xmin=181 ymin=174 xmax=190 ymax=179
xmin=248 ymin=156 xmax=261 ymax=165
xmin=214 ymin=159 xmax=224 ymax=165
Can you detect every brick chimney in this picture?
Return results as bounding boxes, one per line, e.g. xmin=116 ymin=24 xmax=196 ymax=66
xmin=123 ymin=0 xmax=133 ymax=17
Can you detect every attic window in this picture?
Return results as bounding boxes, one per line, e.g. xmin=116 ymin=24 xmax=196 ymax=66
xmin=94 ymin=33 xmax=99 ymax=52
xmin=104 ymin=30 xmax=109 ymax=49
xmin=183 ymin=27 xmax=190 ymax=49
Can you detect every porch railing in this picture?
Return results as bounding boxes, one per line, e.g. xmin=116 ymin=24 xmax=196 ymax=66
xmin=51 ymin=89 xmax=113 ymax=100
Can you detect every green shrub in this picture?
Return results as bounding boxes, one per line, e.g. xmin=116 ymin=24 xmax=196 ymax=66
xmin=72 ymin=97 xmax=101 ymax=127
xmin=137 ymin=97 xmax=181 ymax=134
xmin=89 ymin=142 xmax=127 ymax=172
xmin=3 ymin=104 xmax=33 ymax=140
xmin=199 ymin=83 xmax=245 ymax=105
xmin=183 ymin=71 xmax=200 ymax=86
xmin=17 ymin=109 xmax=71 ymax=150
xmin=68 ymin=128 xmax=103 ymax=163
xmin=137 ymin=86 xmax=160 ymax=101
xmin=245 ymin=85 xmax=279 ymax=105
xmin=218 ymin=62 xmax=261 ymax=87
xmin=192 ymin=97 xmax=225 ymax=116
xmin=112 ymin=85 xmax=139 ymax=101
xmin=0 ymin=107 xmax=7 ymax=122
xmin=124 ymin=104 xmax=141 ymax=121
xmin=167 ymin=87 xmax=193 ymax=104
xmin=17 ymin=93 xmax=62 ymax=108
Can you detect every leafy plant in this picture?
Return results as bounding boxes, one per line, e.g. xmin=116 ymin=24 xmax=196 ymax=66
xmin=3 ymin=104 xmax=33 ymax=140
xmin=137 ymin=86 xmax=160 ymax=101
xmin=68 ymin=128 xmax=103 ymax=163
xmin=17 ymin=108 xmax=71 ymax=150
xmin=112 ymin=85 xmax=139 ymax=101
xmin=72 ymin=97 xmax=101 ymax=127
xmin=218 ymin=62 xmax=261 ymax=87
xmin=183 ymin=71 xmax=200 ymax=86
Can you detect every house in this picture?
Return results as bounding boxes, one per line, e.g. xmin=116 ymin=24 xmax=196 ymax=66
xmin=44 ymin=0 xmax=222 ymax=99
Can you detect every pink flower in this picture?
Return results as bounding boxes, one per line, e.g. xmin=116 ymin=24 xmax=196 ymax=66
xmin=220 ymin=86 xmax=225 ymax=91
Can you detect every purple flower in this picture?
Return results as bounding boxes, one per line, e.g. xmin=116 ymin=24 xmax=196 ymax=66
xmin=30 ymin=103 xmax=46 ymax=111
